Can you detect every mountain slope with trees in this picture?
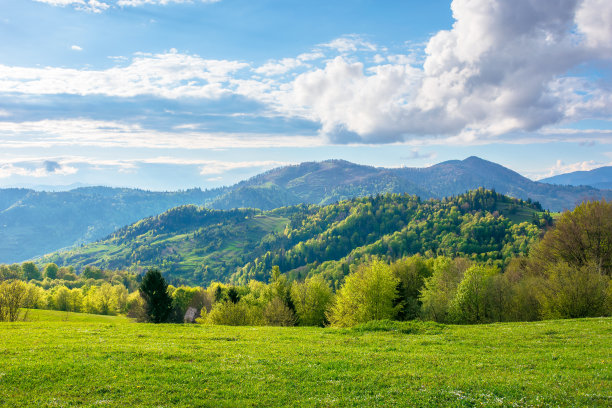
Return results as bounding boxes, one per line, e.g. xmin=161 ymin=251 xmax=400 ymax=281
xmin=40 ymin=189 xmax=549 ymax=286
xmin=2 ymin=156 xmax=608 ymax=264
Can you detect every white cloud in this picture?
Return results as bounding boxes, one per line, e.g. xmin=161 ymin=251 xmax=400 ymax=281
xmin=33 ymin=0 xmax=110 ymax=13
xmin=321 ymin=34 xmax=378 ymax=53
xmin=537 ymin=159 xmax=612 ymax=179
xmin=199 ymin=160 xmax=291 ymax=175
xmin=11 ymin=0 xmax=612 ymax=146
xmin=254 ymin=58 xmax=304 ymax=76
xmin=71 ymin=45 xmax=83 ymax=51
xmin=0 ymin=160 xmax=78 ymax=179
xmin=0 ymin=119 xmax=322 ymax=149
xmin=33 ymin=0 xmax=219 ymax=12
xmin=0 ymin=50 xmax=248 ymax=99
xmin=575 ymin=0 xmax=612 ymax=53
xmin=277 ymin=0 xmax=612 ymax=143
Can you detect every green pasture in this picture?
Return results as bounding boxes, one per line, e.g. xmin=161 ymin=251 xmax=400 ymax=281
xmin=0 ymin=312 xmax=609 ymax=407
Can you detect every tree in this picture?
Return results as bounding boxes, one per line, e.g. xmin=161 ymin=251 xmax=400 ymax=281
xmin=449 ymin=265 xmax=498 ymax=323
xmin=21 ymin=262 xmax=41 ymax=281
xmin=0 ymin=280 xmax=27 ymax=322
xmin=419 ymin=257 xmax=470 ymax=323
xmin=206 ymin=300 xmax=263 ymax=326
xmin=43 ymin=263 xmax=59 ymax=280
xmin=139 ymin=269 xmax=173 ymax=323
xmin=291 ymin=276 xmax=333 ymax=326
xmin=327 ymin=260 xmax=399 ymax=327
xmin=390 ymin=255 xmax=433 ymax=320
xmin=532 ymin=200 xmax=612 ymax=276
xmin=539 ymin=262 xmax=609 ymax=319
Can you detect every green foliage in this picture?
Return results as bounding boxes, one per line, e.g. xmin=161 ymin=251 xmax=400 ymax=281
xmin=139 ymin=269 xmax=173 ymax=323
xmin=43 ymin=263 xmax=59 ymax=279
xmin=0 ymin=280 xmax=27 ymax=322
xmin=44 ymin=190 xmax=545 ymax=286
xmin=532 ymin=199 xmax=612 ymax=275
xmin=290 ymin=275 xmax=333 ymax=326
xmin=419 ymin=257 xmax=471 ymax=323
xmin=21 ymin=262 xmax=41 ymax=280
xmin=262 ymin=297 xmax=296 ymax=326
xmin=390 ymin=255 xmax=432 ymax=320
xmin=327 ymin=260 xmax=399 ymax=327
xmin=206 ymin=300 xmax=264 ymax=326
xmin=540 ymin=262 xmax=610 ymax=319
xmin=449 ymin=265 xmax=499 ymax=323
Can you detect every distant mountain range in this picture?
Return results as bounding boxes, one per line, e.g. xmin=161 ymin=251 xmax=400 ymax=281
xmin=0 ymin=187 xmax=223 ymax=264
xmin=539 ymin=166 xmax=612 ymax=190
xmin=1 ymin=156 xmax=610 ymax=264
xmin=209 ymin=156 xmax=611 ymax=212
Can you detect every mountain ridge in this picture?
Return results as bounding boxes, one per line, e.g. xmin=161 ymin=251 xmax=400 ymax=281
xmin=539 ymin=166 xmax=612 ymax=190
xmin=1 ymin=156 xmax=610 ymax=264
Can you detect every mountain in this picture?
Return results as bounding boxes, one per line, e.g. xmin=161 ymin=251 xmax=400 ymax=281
xmin=210 ymin=160 xmax=431 ymax=210
xmin=209 ymin=157 xmax=612 ymax=212
xmin=539 ymin=166 xmax=612 ymax=190
xmin=3 ymin=156 xmax=610 ymax=264
xmin=40 ymin=189 xmax=548 ymax=285
xmin=0 ymin=187 xmax=225 ymax=264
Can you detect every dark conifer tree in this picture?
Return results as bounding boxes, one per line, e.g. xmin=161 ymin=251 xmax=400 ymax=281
xmin=139 ymin=269 xmax=173 ymax=323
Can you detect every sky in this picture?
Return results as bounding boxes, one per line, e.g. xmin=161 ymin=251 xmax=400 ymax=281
xmin=0 ymin=0 xmax=611 ymax=190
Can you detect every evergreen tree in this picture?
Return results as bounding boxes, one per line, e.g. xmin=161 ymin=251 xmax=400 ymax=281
xmin=139 ymin=269 xmax=173 ymax=323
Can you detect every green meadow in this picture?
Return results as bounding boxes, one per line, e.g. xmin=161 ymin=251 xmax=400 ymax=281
xmin=0 ymin=311 xmax=609 ymax=407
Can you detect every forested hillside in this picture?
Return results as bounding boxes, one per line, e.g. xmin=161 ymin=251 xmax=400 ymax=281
xmin=40 ymin=189 xmax=550 ymax=285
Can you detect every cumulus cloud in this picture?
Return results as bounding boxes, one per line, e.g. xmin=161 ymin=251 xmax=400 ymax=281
xmin=71 ymin=45 xmax=83 ymax=51
xmin=284 ymin=0 xmax=612 ymax=143
xmin=11 ymin=0 xmax=612 ymax=146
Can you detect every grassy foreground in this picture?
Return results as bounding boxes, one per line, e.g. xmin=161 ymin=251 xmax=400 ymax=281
xmin=0 ymin=312 xmax=610 ymax=407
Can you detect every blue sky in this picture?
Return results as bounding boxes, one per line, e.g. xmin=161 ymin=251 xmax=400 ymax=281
xmin=0 ymin=0 xmax=611 ymax=190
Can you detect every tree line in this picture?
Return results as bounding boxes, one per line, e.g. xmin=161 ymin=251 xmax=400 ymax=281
xmin=1 ymin=199 xmax=609 ymax=326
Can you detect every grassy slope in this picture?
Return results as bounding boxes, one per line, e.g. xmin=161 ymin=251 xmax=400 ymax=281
xmin=0 ymin=312 xmax=609 ymax=407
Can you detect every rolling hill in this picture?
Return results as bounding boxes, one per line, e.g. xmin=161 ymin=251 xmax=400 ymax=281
xmin=40 ymin=189 xmax=548 ymax=285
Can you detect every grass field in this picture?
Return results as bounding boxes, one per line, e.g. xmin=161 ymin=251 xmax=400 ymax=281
xmin=0 ymin=312 xmax=610 ymax=407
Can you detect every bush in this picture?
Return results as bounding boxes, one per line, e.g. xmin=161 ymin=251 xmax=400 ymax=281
xmin=263 ymin=297 xmax=296 ymax=326
xmin=206 ymin=301 xmax=263 ymax=326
